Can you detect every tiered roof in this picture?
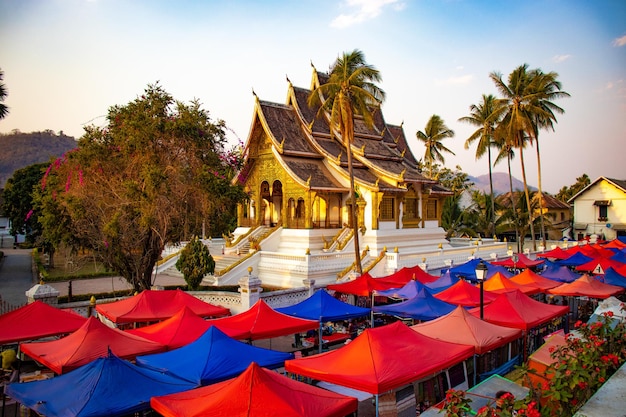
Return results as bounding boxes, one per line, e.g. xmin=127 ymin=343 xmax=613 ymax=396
xmin=241 ymin=68 xmax=444 ymax=196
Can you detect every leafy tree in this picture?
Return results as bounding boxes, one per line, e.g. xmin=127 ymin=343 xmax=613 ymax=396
xmin=415 ymin=114 xmax=455 ymax=179
xmin=0 ymin=68 xmax=8 ymax=120
xmin=459 ymin=94 xmax=501 ymax=237
xmin=556 ymin=173 xmax=590 ymax=202
xmin=308 ymin=50 xmax=385 ymax=275
xmin=36 ymin=84 xmax=246 ymax=291
xmin=176 ymin=236 xmax=215 ymax=290
xmin=430 ymin=164 xmax=474 ymax=196
xmin=2 ymin=162 xmax=48 ymax=244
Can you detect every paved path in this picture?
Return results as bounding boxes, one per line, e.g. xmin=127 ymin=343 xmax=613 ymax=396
xmin=0 ymin=248 xmax=37 ymax=307
xmin=0 ymin=248 xmax=188 ymax=306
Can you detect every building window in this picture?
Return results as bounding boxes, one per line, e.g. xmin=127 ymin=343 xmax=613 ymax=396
xmin=426 ymin=199 xmax=437 ymax=219
xmin=598 ymin=205 xmax=608 ymax=222
xmin=380 ymin=197 xmax=395 ymax=220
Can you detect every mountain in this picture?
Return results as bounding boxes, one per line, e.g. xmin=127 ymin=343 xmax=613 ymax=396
xmin=0 ymin=130 xmax=78 ymax=188
xmin=468 ymin=172 xmax=536 ymax=195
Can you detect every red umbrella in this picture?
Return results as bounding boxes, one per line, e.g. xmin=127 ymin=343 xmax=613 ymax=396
xmin=536 ymin=246 xmax=570 ymax=260
xmin=576 ymin=257 xmax=625 ymax=274
xmin=492 ymin=253 xmax=544 ymax=269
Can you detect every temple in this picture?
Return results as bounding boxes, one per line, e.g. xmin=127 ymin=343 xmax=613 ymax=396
xmin=214 ymin=66 xmax=459 ymax=288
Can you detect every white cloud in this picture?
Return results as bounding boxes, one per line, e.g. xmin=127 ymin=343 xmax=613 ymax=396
xmin=330 ymin=0 xmax=404 ymax=29
xmin=613 ymin=35 xmax=626 ymax=47
xmin=436 ymin=74 xmax=474 ymax=85
xmin=552 ymin=54 xmax=571 ymax=63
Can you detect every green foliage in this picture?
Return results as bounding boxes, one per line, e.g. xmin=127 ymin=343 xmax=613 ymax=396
xmin=415 ymin=114 xmax=455 ymax=179
xmin=555 ymin=174 xmax=590 ymax=203
xmin=34 ymin=84 xmax=246 ymax=291
xmin=176 ymin=236 xmax=215 ymax=290
xmin=2 ymin=162 xmax=49 ymax=242
xmin=0 ymin=68 xmax=8 ymax=120
xmin=442 ymin=309 xmax=625 ymax=417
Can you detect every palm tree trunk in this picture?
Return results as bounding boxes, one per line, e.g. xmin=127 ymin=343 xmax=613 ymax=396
xmin=535 ymin=138 xmax=546 ymax=248
xmin=518 ymin=135 xmax=537 ymax=252
xmin=488 ymin=146 xmax=495 ymax=237
xmin=346 ymin=139 xmax=363 ymax=275
xmin=507 ymin=152 xmax=520 ymax=252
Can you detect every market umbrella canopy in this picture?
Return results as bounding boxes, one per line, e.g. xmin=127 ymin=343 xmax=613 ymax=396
xmin=327 ymin=272 xmax=404 ymax=296
xmin=425 ymin=270 xmax=460 ymax=293
xmin=547 ymin=275 xmax=624 ymax=299
xmin=491 ymin=253 xmax=544 ymax=269
xmin=540 ymin=265 xmax=581 ymax=283
xmin=373 ymin=287 xmax=456 ymax=321
xmin=381 ymin=265 xmax=439 ymax=285
xmin=411 ymin=306 xmax=522 ymax=355
xmin=136 ymin=326 xmax=293 ymax=386
xmin=557 ymin=252 xmax=594 ymax=267
xmin=375 ymin=280 xmax=426 ymax=299
xmin=5 ymin=352 xmax=196 ymax=417
xmin=510 ymin=269 xmax=562 ymax=291
xmin=536 ymin=246 xmax=570 ymax=260
xmin=482 ymin=272 xmax=540 ymax=295
xmin=285 ymin=321 xmax=474 ymax=395
xmin=20 ymin=317 xmax=166 ymax=374
xmin=275 ymin=289 xmax=370 ymax=322
xmin=434 ymin=279 xmax=498 ymax=307
xmin=96 ymin=289 xmax=230 ymax=324
xmin=206 ymin=299 xmax=318 ymax=340
xmin=597 ymin=267 xmax=626 ymax=288
xmin=151 ymin=362 xmax=358 ymax=417
xmin=126 ymin=306 xmax=247 ymax=350
xmin=0 ymin=300 xmax=87 ymax=345
xmin=576 ymin=257 xmax=625 ymax=274
xmin=468 ymin=290 xmax=570 ymax=331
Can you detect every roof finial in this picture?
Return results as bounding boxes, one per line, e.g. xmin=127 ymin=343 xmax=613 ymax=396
xmin=252 ymin=88 xmax=257 ymax=98
xmin=286 ymin=74 xmax=291 ymax=84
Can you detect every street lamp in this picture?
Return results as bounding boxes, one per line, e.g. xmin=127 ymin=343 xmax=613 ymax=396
xmin=475 ymin=260 xmax=488 ymax=320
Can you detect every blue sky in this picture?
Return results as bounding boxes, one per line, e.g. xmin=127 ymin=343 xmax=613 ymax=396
xmin=1 ymin=0 xmax=624 ymax=194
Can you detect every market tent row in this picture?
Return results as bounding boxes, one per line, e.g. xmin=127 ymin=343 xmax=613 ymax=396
xmin=491 ymin=253 xmax=544 ymax=269
xmin=468 ymin=290 xmax=570 ymax=358
xmin=285 ymin=321 xmax=475 ymax=395
xmin=510 ymin=269 xmax=562 ymax=291
xmin=434 ymin=279 xmax=498 ymax=307
xmin=481 ymin=272 xmax=541 ymax=295
xmin=0 ymin=301 xmax=87 ymax=345
xmin=445 ymin=258 xmax=513 ymax=282
xmin=6 ymin=352 xmax=197 ymax=417
xmin=95 ymin=289 xmax=230 ymax=326
xmin=20 ymin=317 xmax=167 ymax=374
xmin=151 ymin=362 xmax=358 ymax=417
xmin=135 ymin=326 xmax=294 ymax=386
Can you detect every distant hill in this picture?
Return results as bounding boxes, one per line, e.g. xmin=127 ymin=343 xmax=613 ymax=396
xmin=468 ymin=172 xmax=536 ymax=195
xmin=0 ymin=130 xmax=78 ymax=188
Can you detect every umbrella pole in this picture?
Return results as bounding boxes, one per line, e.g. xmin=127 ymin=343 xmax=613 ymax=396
xmin=371 ymin=293 xmax=375 ymax=327
xmin=375 ymin=394 xmax=379 ymax=417
xmin=319 ymin=322 xmax=323 ymax=354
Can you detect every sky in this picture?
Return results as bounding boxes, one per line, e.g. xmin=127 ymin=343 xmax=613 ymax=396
xmin=1 ymin=0 xmax=625 ymax=194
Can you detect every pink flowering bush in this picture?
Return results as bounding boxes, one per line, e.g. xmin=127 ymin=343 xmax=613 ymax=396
xmin=442 ymin=306 xmax=626 ymax=417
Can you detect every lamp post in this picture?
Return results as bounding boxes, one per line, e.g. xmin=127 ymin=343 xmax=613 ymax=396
xmin=475 ymin=260 xmax=488 ymax=320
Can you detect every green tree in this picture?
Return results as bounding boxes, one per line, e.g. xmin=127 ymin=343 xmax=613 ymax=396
xmin=0 ymin=68 xmax=8 ymax=120
xmin=36 ymin=84 xmax=246 ymax=291
xmin=308 ymin=50 xmax=385 ymax=275
xmin=459 ymin=94 xmax=501 ymax=237
xmin=2 ymin=162 xmax=48 ymax=244
xmin=415 ymin=114 xmax=455 ymax=179
xmin=556 ymin=173 xmax=590 ymax=202
xmin=176 ymin=236 xmax=215 ymax=290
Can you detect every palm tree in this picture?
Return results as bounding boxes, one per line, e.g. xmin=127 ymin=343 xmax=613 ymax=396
xmin=493 ymin=135 xmax=520 ymax=251
xmin=415 ymin=115 xmax=455 ymax=179
xmin=459 ymin=94 xmax=502 ymax=237
xmin=0 ymin=69 xmax=8 ymax=120
xmin=308 ymin=50 xmax=385 ymax=275
xmin=527 ymin=70 xmax=569 ymax=248
xmin=490 ymin=64 xmax=544 ymax=251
